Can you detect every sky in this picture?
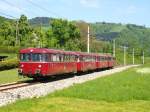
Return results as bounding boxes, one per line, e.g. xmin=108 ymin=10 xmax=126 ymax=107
xmin=0 ymin=0 xmax=150 ymax=27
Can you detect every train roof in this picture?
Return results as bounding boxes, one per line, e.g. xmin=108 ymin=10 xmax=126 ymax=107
xmin=20 ymin=48 xmax=56 ymax=53
xmin=20 ymin=48 xmax=114 ymax=57
xmin=20 ymin=48 xmax=77 ymax=55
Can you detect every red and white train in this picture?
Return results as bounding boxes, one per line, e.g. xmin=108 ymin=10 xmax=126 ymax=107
xmin=18 ymin=48 xmax=115 ymax=78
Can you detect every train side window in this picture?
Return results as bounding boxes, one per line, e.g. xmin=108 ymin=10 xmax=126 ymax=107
xmin=79 ymin=56 xmax=83 ymax=62
xmin=66 ymin=55 xmax=69 ymax=62
xmin=60 ymin=54 xmax=64 ymax=62
xmin=70 ymin=55 xmax=73 ymax=62
xmin=71 ymin=55 xmax=73 ymax=62
xmin=109 ymin=57 xmax=111 ymax=61
xmin=43 ymin=54 xmax=49 ymax=62
xmin=97 ymin=56 xmax=99 ymax=61
xmin=75 ymin=56 xmax=78 ymax=62
xmin=104 ymin=57 xmax=106 ymax=61
xmin=99 ymin=56 xmax=103 ymax=61
xmin=61 ymin=55 xmax=63 ymax=62
xmin=64 ymin=55 xmax=66 ymax=62
xmin=52 ymin=54 xmax=57 ymax=62
xmin=68 ymin=55 xmax=70 ymax=62
xmin=48 ymin=54 xmax=51 ymax=62
xmin=64 ymin=54 xmax=69 ymax=62
xmin=65 ymin=55 xmax=67 ymax=62
xmin=56 ymin=54 xmax=60 ymax=62
xmin=62 ymin=54 xmax=65 ymax=62
xmin=72 ymin=55 xmax=75 ymax=62
xmin=83 ymin=56 xmax=86 ymax=62
xmin=94 ymin=56 xmax=96 ymax=61
xmin=101 ymin=57 xmax=103 ymax=61
xmin=103 ymin=57 xmax=105 ymax=61
xmin=106 ymin=57 xmax=108 ymax=61
xmin=59 ymin=54 xmax=62 ymax=62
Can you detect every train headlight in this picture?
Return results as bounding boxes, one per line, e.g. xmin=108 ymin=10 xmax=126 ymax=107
xmin=38 ymin=65 xmax=42 ymax=68
xmin=21 ymin=64 xmax=24 ymax=68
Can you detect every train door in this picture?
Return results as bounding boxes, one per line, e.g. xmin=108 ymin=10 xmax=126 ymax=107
xmin=47 ymin=53 xmax=52 ymax=75
xmin=77 ymin=55 xmax=82 ymax=72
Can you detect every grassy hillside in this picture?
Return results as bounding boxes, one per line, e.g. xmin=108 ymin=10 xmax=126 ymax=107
xmin=1 ymin=64 xmax=150 ymax=111
xmin=0 ymin=16 xmax=150 ymax=64
xmin=0 ymin=16 xmax=11 ymax=25
xmin=29 ymin=17 xmax=52 ymax=27
xmin=29 ymin=17 xmax=150 ymax=56
xmin=91 ymin=22 xmax=150 ymax=56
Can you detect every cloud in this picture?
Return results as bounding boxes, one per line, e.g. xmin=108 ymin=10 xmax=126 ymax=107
xmin=80 ymin=0 xmax=99 ymax=8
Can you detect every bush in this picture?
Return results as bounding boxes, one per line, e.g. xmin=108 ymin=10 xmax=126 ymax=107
xmin=0 ymin=59 xmax=19 ymax=71
xmin=0 ymin=46 xmax=20 ymax=53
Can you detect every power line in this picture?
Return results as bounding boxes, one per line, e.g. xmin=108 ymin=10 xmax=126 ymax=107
xmin=0 ymin=11 xmax=17 ymax=19
xmin=1 ymin=0 xmax=40 ymax=18
xmin=2 ymin=0 xmax=24 ymax=13
xmin=87 ymin=25 xmax=90 ymax=53
xmin=0 ymin=11 xmax=19 ymax=46
xmin=26 ymin=0 xmax=62 ymax=18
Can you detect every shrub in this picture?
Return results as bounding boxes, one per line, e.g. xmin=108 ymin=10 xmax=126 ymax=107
xmin=0 ymin=46 xmax=20 ymax=53
xmin=0 ymin=59 xmax=19 ymax=71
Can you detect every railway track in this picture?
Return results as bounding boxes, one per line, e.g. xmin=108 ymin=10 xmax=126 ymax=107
xmin=0 ymin=65 xmax=134 ymax=92
xmin=0 ymin=81 xmax=40 ymax=92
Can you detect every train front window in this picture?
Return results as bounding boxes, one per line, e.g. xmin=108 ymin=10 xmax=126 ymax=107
xmin=20 ymin=53 xmax=48 ymax=62
xmin=31 ymin=54 xmax=42 ymax=62
xmin=31 ymin=53 xmax=49 ymax=62
xmin=20 ymin=54 xmax=30 ymax=62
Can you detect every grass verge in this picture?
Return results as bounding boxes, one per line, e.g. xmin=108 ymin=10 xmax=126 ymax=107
xmin=0 ymin=64 xmax=150 ymax=112
xmin=0 ymin=69 xmax=30 ymax=84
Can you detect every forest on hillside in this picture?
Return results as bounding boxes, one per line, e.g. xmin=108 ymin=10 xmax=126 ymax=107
xmin=0 ymin=15 xmax=112 ymax=54
xmin=0 ymin=15 xmax=150 ymax=56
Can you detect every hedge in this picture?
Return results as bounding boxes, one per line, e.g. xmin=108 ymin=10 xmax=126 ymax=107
xmin=0 ymin=46 xmax=20 ymax=53
xmin=0 ymin=59 xmax=19 ymax=71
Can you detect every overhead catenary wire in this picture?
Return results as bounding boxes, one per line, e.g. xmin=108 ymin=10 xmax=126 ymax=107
xmin=1 ymin=0 xmax=47 ymax=46
xmin=1 ymin=0 xmax=41 ymax=18
xmin=0 ymin=11 xmax=19 ymax=46
xmin=26 ymin=0 xmax=62 ymax=18
xmin=0 ymin=11 xmax=17 ymax=19
xmin=0 ymin=0 xmax=57 ymax=46
xmin=2 ymin=0 xmax=25 ymax=14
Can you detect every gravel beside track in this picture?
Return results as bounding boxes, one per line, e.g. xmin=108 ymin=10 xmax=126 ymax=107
xmin=0 ymin=65 xmax=139 ymax=107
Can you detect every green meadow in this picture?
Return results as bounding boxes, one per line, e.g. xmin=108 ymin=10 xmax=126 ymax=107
xmin=0 ymin=64 xmax=150 ymax=111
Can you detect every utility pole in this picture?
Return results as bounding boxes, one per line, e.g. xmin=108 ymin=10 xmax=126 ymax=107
xmin=142 ymin=51 xmax=144 ymax=64
xmin=132 ymin=48 xmax=135 ymax=64
xmin=40 ymin=22 xmax=42 ymax=48
xmin=124 ymin=46 xmax=126 ymax=66
xmin=15 ymin=20 xmax=19 ymax=46
xmin=113 ymin=39 xmax=115 ymax=57
xmin=87 ymin=25 xmax=90 ymax=53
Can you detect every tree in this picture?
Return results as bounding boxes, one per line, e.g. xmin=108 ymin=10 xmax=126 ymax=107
xmin=18 ymin=15 xmax=32 ymax=46
xmin=0 ymin=21 xmax=15 ymax=46
xmin=49 ymin=19 xmax=81 ymax=50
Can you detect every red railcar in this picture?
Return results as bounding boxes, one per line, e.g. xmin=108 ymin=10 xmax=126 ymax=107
xmin=18 ymin=48 xmax=115 ymax=78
